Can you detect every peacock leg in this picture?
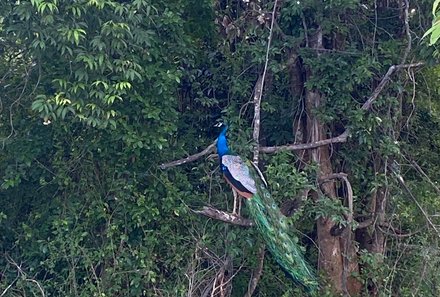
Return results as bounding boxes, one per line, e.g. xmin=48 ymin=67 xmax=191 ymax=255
xmin=231 ymin=189 xmax=242 ymax=215
xmin=232 ymin=189 xmax=237 ymax=214
xmin=232 ymin=189 xmax=238 ymax=215
xmin=237 ymin=194 xmax=242 ymax=215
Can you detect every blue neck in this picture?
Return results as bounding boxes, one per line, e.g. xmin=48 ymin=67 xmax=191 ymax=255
xmin=216 ymin=125 xmax=230 ymax=157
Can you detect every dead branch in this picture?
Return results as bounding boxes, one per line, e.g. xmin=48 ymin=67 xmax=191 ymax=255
xmin=211 ymin=258 xmax=230 ymax=297
xmin=409 ymin=159 xmax=440 ymax=196
xmin=0 ymin=274 xmax=19 ymax=297
xmin=261 ymin=62 xmax=424 ymax=154
xmin=193 ymin=206 xmax=254 ymax=227
xmin=252 ymin=0 xmax=278 ymax=165
xmin=260 ymin=130 xmax=349 ymax=153
xmin=159 ymin=141 xmax=216 ymax=169
xmin=392 ymin=172 xmax=440 ymax=238
xmin=377 ymin=225 xmax=422 ymax=238
xmin=253 ymin=74 xmax=264 ymax=164
xmin=4 ymin=254 xmax=45 ymax=297
xmin=361 ymin=62 xmax=424 ymax=111
xmin=400 ymin=0 xmax=411 ymax=65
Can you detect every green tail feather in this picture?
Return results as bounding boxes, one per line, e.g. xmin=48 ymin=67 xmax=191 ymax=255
xmin=245 ymin=162 xmax=318 ymax=291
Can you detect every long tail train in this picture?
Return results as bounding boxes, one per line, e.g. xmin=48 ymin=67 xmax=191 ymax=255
xmin=245 ymin=161 xmax=318 ymax=291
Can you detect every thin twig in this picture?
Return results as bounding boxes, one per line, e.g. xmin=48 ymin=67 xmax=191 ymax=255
xmin=0 ymin=274 xmax=19 ymax=297
xmin=252 ymin=75 xmax=263 ymax=164
xmin=408 ymin=159 xmax=440 ymax=195
xmin=377 ymin=225 xmax=422 ymax=238
xmin=393 ymin=172 xmax=440 ymax=238
xmin=4 ymin=254 xmax=46 ymax=297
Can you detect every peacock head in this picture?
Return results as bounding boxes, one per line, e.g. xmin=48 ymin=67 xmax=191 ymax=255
xmin=214 ymin=120 xmax=228 ymax=135
xmin=214 ymin=121 xmax=229 ymax=157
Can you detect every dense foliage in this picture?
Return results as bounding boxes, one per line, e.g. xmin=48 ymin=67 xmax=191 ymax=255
xmin=1 ymin=0 xmax=439 ymax=296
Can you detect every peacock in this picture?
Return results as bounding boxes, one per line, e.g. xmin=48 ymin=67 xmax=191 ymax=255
xmin=215 ymin=122 xmax=318 ymax=291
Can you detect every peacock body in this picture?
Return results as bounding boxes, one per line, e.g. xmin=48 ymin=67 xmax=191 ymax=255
xmin=216 ymin=124 xmax=318 ymax=291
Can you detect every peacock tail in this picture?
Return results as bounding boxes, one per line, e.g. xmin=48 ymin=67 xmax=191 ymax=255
xmin=244 ymin=160 xmax=318 ymax=291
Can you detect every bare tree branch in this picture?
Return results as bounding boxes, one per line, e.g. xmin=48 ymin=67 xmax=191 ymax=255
xmin=361 ymin=62 xmax=424 ymax=111
xmin=377 ymin=224 xmax=422 ymax=238
xmin=253 ymin=75 xmax=264 ymax=164
xmin=4 ymin=254 xmax=46 ymax=297
xmin=159 ymin=142 xmax=216 ymax=169
xmin=409 ymin=159 xmax=440 ymax=196
xmin=400 ymin=0 xmax=411 ymax=65
xmin=0 ymin=274 xmax=19 ymax=297
xmin=393 ymin=172 xmax=440 ymax=238
xmin=260 ymin=130 xmax=349 ymax=153
xmin=252 ymin=0 xmax=279 ymax=164
xmin=192 ymin=206 xmax=254 ymax=227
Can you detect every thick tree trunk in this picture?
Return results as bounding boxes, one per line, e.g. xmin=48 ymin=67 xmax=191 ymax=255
xmin=303 ymin=27 xmax=362 ymax=296
xmin=305 ymin=88 xmax=343 ymax=293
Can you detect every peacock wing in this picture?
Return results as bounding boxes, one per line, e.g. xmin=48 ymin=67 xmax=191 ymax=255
xmin=222 ymin=155 xmax=257 ymax=194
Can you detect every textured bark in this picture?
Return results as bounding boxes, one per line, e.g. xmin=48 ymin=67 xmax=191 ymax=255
xmin=304 ymin=27 xmax=362 ymax=295
xmin=306 ymin=89 xmax=343 ymax=293
xmin=306 ymin=82 xmax=362 ymax=296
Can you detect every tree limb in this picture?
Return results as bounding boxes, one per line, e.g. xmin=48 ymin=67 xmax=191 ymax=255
xmin=361 ymin=62 xmax=424 ymax=111
xmin=400 ymin=0 xmax=411 ymax=65
xmin=159 ymin=141 xmax=216 ymax=169
xmin=260 ymin=130 xmax=349 ymax=153
xmin=252 ymin=0 xmax=279 ymax=164
xmin=356 ymin=218 xmax=375 ymax=229
xmin=193 ymin=206 xmax=254 ymax=227
xmin=253 ymin=75 xmax=264 ymax=164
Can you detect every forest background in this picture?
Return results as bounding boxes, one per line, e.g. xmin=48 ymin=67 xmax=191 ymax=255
xmin=1 ymin=0 xmax=440 ymax=296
